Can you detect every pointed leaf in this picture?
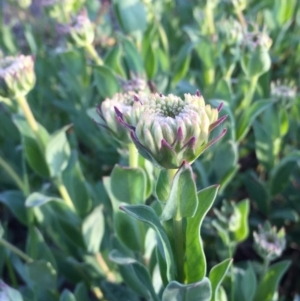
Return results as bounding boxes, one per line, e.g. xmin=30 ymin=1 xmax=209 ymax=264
xmin=25 ymin=192 xmax=63 ymax=208
xmin=185 ymin=185 xmax=219 ymax=283
xmin=161 ymin=162 xmax=198 ymax=221
xmin=162 ymin=278 xmax=212 ymax=301
xmin=60 ymin=290 xmax=77 ymax=301
xmin=232 ymin=199 xmax=250 ymax=243
xmin=209 ymin=259 xmax=232 ymax=301
xmin=155 ymin=169 xmax=171 ymax=202
xmin=120 ymin=204 xmax=175 ymax=281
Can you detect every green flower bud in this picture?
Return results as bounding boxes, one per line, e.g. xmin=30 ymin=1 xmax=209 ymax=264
xmin=117 ymin=92 xmax=226 ymax=169
xmin=120 ymin=76 xmax=150 ymax=94
xmin=218 ymin=17 xmax=243 ymax=47
xmin=0 ymin=55 xmax=35 ymax=99
xmin=96 ymin=92 xmax=146 ymax=145
xmin=253 ymin=222 xmax=286 ymax=261
xmin=59 ymin=9 xmax=95 ymax=48
xmin=241 ymin=30 xmax=272 ymax=78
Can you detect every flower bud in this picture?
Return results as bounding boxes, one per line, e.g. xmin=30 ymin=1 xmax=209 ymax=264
xmin=253 ymin=222 xmax=286 ymax=261
xmin=116 ymin=92 xmax=226 ymax=169
xmin=241 ymin=30 xmax=272 ymax=78
xmin=217 ymin=17 xmax=243 ymax=47
xmin=271 ymin=80 xmax=297 ymax=106
xmin=58 ymin=9 xmax=95 ymax=48
xmin=96 ymin=92 xmax=145 ymax=145
xmin=0 ymin=55 xmax=35 ymax=99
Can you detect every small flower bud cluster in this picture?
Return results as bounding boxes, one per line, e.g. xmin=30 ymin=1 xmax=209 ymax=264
xmin=253 ymin=222 xmax=286 ymax=261
xmin=243 ymin=30 xmax=272 ymax=52
xmin=217 ymin=17 xmax=243 ymax=47
xmin=58 ymin=9 xmax=94 ymax=48
xmin=271 ymin=80 xmax=297 ymax=104
xmin=120 ymin=76 xmax=149 ymax=94
xmin=0 ymin=55 xmax=35 ymax=99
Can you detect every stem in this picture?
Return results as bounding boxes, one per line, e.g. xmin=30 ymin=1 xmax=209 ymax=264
xmin=0 ymin=238 xmax=33 ymax=263
xmin=236 ymin=9 xmax=247 ymax=29
xmin=237 ymin=75 xmax=258 ymax=112
xmin=205 ymin=4 xmax=215 ymax=35
xmin=0 ymin=155 xmax=26 ymax=193
xmin=228 ymin=245 xmax=235 ymax=301
xmin=128 ymin=143 xmax=138 ymax=168
xmin=260 ymin=257 xmax=270 ymax=282
xmin=204 ymin=68 xmax=215 ymax=86
xmin=95 ymin=252 xmax=116 ymax=282
xmin=15 ymin=95 xmax=44 ymax=150
xmin=85 ymin=43 xmax=104 ymax=65
xmin=5 ymin=254 xmax=18 ymax=288
xmin=56 ymin=177 xmax=76 ymax=212
xmin=173 ymin=217 xmax=185 ymax=283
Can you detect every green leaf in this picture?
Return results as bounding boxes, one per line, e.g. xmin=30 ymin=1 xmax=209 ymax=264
xmin=27 ymin=260 xmax=57 ymax=291
xmin=162 ymin=278 xmax=212 ymax=301
xmin=114 ymin=0 xmax=147 ymax=34
xmin=270 ymin=208 xmax=299 ymax=222
xmin=236 ymin=100 xmax=272 ymax=142
xmin=232 ymin=199 xmax=250 ymax=243
xmin=254 ymin=261 xmax=290 ymax=301
xmin=109 ymin=250 xmax=159 ymax=301
xmin=0 ymin=280 xmax=24 ymax=301
xmin=185 ymin=185 xmax=220 ymax=283
xmin=209 ymin=259 xmax=232 ymax=301
xmin=104 ymin=45 xmax=126 ymax=77
xmin=270 ymin=152 xmax=300 ymax=196
xmin=172 ymin=43 xmax=193 ymax=84
xmin=25 ymin=192 xmax=63 ymax=208
xmin=122 ymin=37 xmax=144 ymax=74
xmin=74 ymin=283 xmax=90 ymax=301
xmin=13 ymin=115 xmax=49 ymax=177
xmin=161 ymin=163 xmax=198 ymax=221
xmin=279 ymin=109 xmax=289 ymax=136
xmin=110 ymin=165 xmax=147 ymax=205
xmin=93 ymin=65 xmax=120 ymax=98
xmin=120 ymin=204 xmax=175 ymax=281
xmin=82 ymin=205 xmax=105 ymax=253
xmin=235 ymin=263 xmax=257 ymax=301
xmin=145 ymin=43 xmax=158 ymax=80
xmin=0 ymin=190 xmax=27 ymax=225
xmin=0 ymin=222 xmax=3 ymax=238
xmin=26 ymin=227 xmax=57 ymax=270
xmin=45 ymin=125 xmax=71 ymax=178
xmin=62 ymin=151 xmax=92 ymax=216
xmin=155 ymin=169 xmax=171 ymax=202
xmin=60 ymin=290 xmax=77 ymax=301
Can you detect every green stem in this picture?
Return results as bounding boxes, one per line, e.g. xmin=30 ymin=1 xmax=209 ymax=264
xmin=0 ymin=155 xmax=26 ymax=193
xmin=204 ymin=68 xmax=215 ymax=87
xmin=128 ymin=143 xmax=138 ymax=168
xmin=237 ymin=75 xmax=258 ymax=112
xmin=229 ymin=245 xmax=234 ymax=301
xmin=5 ymin=254 xmax=18 ymax=288
xmin=173 ymin=217 xmax=185 ymax=283
xmin=236 ymin=9 xmax=247 ymax=29
xmin=0 ymin=238 xmax=33 ymax=263
xmin=56 ymin=177 xmax=76 ymax=212
xmin=85 ymin=43 xmax=104 ymax=65
xmin=260 ymin=257 xmax=270 ymax=282
xmin=205 ymin=4 xmax=215 ymax=35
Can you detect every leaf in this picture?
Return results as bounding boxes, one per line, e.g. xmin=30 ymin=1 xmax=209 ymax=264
xmin=0 ymin=222 xmax=3 ymax=238
xmin=185 ymin=185 xmax=220 ymax=283
xmin=0 ymin=280 xmax=24 ymax=301
xmin=270 ymin=152 xmax=300 ymax=196
xmin=271 ymin=208 xmax=299 ymax=222
xmin=254 ymin=261 xmax=290 ymax=301
xmin=232 ymin=199 xmax=250 ymax=243
xmin=172 ymin=43 xmax=194 ymax=84
xmin=209 ymin=259 xmax=232 ymax=301
xmin=104 ymin=45 xmax=126 ymax=77
xmin=45 ymin=125 xmax=72 ymax=178
xmin=74 ymin=283 xmax=90 ymax=301
xmin=26 ymin=227 xmax=57 ymax=270
xmin=60 ymin=290 xmax=77 ymax=301
xmin=110 ymin=165 xmax=147 ymax=205
xmin=82 ymin=205 xmax=105 ymax=253
xmin=236 ymin=100 xmax=272 ymax=142
xmin=145 ymin=43 xmax=158 ymax=80
xmin=93 ymin=65 xmax=120 ymax=98
xmin=162 ymin=278 xmax=212 ymax=301
xmin=0 ymin=190 xmax=27 ymax=225
xmin=155 ymin=169 xmax=171 ymax=202
xmin=235 ymin=263 xmax=257 ymax=301
xmin=160 ymin=162 xmax=198 ymax=221
xmin=25 ymin=192 xmax=63 ymax=208
xmin=109 ymin=250 xmax=159 ymax=301
xmin=120 ymin=204 xmax=175 ymax=281
xmin=13 ymin=115 xmax=49 ymax=177
xmin=27 ymin=260 xmax=57 ymax=291
xmin=122 ymin=37 xmax=144 ymax=74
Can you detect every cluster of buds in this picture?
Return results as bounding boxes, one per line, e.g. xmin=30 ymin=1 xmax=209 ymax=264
xmin=241 ymin=28 xmax=272 ymax=78
xmin=96 ymin=92 xmax=145 ymax=145
xmin=253 ymin=222 xmax=286 ymax=261
xmin=58 ymin=9 xmax=94 ymax=48
xmin=217 ymin=17 xmax=243 ymax=47
xmin=120 ymin=76 xmax=149 ymax=94
xmin=271 ymin=80 xmax=297 ymax=106
xmin=0 ymin=55 xmax=35 ymax=99
xmin=114 ymin=91 xmax=226 ymax=169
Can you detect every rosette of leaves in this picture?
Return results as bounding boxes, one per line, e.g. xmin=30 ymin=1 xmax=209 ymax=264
xmin=0 ymin=55 xmax=35 ymax=99
xmin=116 ymin=92 xmax=227 ymax=169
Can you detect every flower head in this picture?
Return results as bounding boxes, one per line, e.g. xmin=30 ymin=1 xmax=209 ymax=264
xmin=0 ymin=55 xmax=35 ymax=99
xmin=218 ymin=17 xmax=243 ymax=47
xmin=253 ymin=222 xmax=286 ymax=261
xmin=96 ymin=92 xmax=145 ymax=145
xmin=116 ymin=91 xmax=226 ymax=169
xmin=271 ymin=80 xmax=297 ymax=105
